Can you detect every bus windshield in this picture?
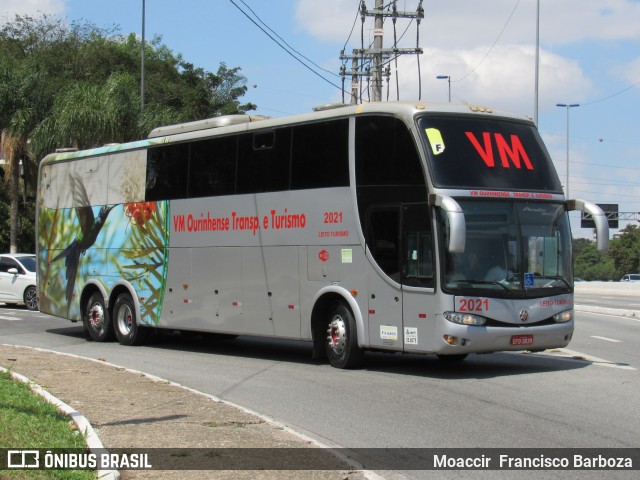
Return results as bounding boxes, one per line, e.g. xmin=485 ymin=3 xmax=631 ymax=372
xmin=441 ymin=200 xmax=572 ymax=296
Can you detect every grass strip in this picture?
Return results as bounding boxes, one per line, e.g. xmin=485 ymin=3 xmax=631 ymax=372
xmin=0 ymin=369 xmax=96 ymax=479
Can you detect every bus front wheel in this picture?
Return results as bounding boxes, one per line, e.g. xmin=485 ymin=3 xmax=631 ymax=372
xmin=84 ymin=293 xmax=114 ymax=342
xmin=325 ymin=302 xmax=364 ymax=369
xmin=113 ymin=293 xmax=148 ymax=346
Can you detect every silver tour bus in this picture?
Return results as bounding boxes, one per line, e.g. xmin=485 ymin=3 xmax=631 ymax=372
xmin=36 ymin=101 xmax=608 ymax=368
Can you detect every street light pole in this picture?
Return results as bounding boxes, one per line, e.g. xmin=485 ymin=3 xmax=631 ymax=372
xmin=141 ymin=0 xmax=146 ymax=111
xmin=534 ymin=0 xmax=540 ymax=126
xmin=436 ymin=75 xmax=451 ymax=102
xmin=556 ymin=103 xmax=580 ymax=199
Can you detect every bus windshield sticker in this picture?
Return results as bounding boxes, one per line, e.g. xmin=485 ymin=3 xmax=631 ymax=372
xmin=425 ymin=128 xmax=445 ymax=155
xmin=525 ymin=272 xmax=535 ymax=287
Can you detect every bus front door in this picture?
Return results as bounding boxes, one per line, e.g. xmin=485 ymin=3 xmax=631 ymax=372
xmin=366 ymin=206 xmax=403 ymax=351
xmin=400 ymin=203 xmax=436 ymax=353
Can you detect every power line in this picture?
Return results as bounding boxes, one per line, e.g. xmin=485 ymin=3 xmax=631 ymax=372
xmin=237 ymin=0 xmax=338 ymax=78
xmin=570 ymin=188 xmax=640 ymax=200
xmin=228 ymin=0 xmax=342 ymax=91
xmin=342 ymin=2 xmax=362 ymax=52
xmin=453 ymin=0 xmax=520 ymax=82
xmin=580 ymin=81 xmax=640 ymax=106
xmin=569 ymin=159 xmax=640 ymax=172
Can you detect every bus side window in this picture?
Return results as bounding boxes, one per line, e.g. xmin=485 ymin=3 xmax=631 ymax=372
xmin=189 ymin=136 xmax=237 ymax=198
xmin=146 ymin=144 xmax=189 ymax=201
xmin=237 ymin=128 xmax=291 ymax=193
xmin=355 ymin=116 xmax=424 ymax=187
xmin=291 ymin=119 xmax=349 ymax=190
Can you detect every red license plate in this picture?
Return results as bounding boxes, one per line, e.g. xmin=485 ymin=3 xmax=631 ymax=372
xmin=511 ymin=334 xmax=534 ymax=346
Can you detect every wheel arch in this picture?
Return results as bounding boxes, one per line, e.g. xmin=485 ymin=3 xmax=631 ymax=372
xmin=310 ymin=286 xmax=367 ymax=359
xmin=80 ymin=280 xmax=110 ymax=314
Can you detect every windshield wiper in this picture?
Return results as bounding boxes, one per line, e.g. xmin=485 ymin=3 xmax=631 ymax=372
xmin=458 ymin=279 xmax=511 ymax=292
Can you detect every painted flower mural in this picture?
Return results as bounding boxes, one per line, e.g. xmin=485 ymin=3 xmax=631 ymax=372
xmin=38 ymin=147 xmax=169 ymax=326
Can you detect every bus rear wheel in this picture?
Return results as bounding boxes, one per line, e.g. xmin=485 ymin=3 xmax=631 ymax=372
xmin=325 ymin=302 xmax=364 ymax=369
xmin=113 ymin=293 xmax=148 ymax=346
xmin=84 ymin=293 xmax=114 ymax=342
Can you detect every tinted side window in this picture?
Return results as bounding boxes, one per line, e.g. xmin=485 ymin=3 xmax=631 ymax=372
xmin=0 ymin=257 xmax=19 ymax=273
xmin=146 ymin=144 xmax=189 ymax=201
xmin=237 ymin=128 xmax=291 ymax=193
xmin=189 ymin=136 xmax=237 ymax=198
xmin=367 ymin=207 xmax=401 ymax=282
xmin=403 ymin=203 xmax=434 ymax=288
xmin=356 ymin=116 xmax=424 ymax=186
xmin=291 ymin=119 xmax=349 ymax=189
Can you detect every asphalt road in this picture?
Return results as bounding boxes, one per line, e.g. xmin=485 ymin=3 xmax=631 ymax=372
xmin=1 ymin=293 xmax=638 ymax=480
xmin=574 ymin=281 xmax=640 ymax=310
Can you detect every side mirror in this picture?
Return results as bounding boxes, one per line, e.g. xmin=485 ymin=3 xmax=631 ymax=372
xmin=567 ymin=199 xmax=609 ymax=252
xmin=7 ymin=268 xmax=19 ymax=275
xmin=429 ymin=193 xmax=465 ymax=253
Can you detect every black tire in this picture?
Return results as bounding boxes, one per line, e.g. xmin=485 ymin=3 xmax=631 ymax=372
xmin=201 ymin=332 xmax=239 ymax=341
xmin=436 ymin=354 xmax=468 ymax=362
xmin=84 ymin=292 xmax=114 ymax=342
xmin=325 ymin=302 xmax=364 ymax=369
xmin=113 ymin=293 xmax=148 ymax=346
xmin=24 ymin=286 xmax=38 ymax=311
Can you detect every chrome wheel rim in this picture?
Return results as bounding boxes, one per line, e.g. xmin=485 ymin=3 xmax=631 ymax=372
xmin=327 ymin=314 xmax=346 ymax=356
xmin=116 ymin=304 xmax=133 ymax=335
xmin=88 ymin=303 xmax=105 ymax=332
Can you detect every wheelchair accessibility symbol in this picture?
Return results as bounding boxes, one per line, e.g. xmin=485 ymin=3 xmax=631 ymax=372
xmin=525 ymin=272 xmax=534 ymax=287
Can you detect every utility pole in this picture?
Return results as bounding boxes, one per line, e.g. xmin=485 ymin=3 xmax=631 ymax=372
xmin=351 ymin=52 xmax=360 ymax=104
xmin=372 ymin=0 xmax=384 ymax=102
xmin=340 ymin=1 xmax=423 ymax=104
xmin=340 ymin=49 xmax=369 ymax=104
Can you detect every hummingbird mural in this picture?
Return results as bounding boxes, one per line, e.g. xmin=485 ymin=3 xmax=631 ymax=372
xmin=51 ymin=177 xmax=114 ymax=302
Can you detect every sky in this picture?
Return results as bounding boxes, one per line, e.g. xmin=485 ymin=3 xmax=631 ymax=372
xmin=3 ymin=0 xmax=640 ymax=238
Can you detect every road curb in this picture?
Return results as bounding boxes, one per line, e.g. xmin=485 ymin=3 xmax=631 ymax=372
xmin=0 ymin=365 xmax=119 ymax=480
xmin=575 ymin=304 xmax=640 ymax=318
xmin=1 ymin=345 xmax=380 ymax=480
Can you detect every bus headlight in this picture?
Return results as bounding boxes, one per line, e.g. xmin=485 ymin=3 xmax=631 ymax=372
xmin=444 ymin=311 xmax=486 ymax=326
xmin=553 ymin=309 xmax=573 ymax=323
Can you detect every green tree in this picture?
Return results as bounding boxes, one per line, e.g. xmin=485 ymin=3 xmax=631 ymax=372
xmin=30 ymin=72 xmax=142 ymax=157
xmin=573 ymin=238 xmax=617 ymax=281
xmin=608 ymin=224 xmax=640 ymax=278
xmin=0 ymin=59 xmax=50 ymax=252
xmin=0 ymin=13 xmax=256 ymax=252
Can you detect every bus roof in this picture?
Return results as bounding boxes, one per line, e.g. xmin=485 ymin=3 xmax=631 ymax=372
xmin=40 ymin=101 xmax=533 ymax=164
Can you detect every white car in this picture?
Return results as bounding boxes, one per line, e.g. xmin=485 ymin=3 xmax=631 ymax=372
xmin=0 ymin=253 xmax=38 ymax=310
xmin=620 ymin=274 xmax=640 ymax=282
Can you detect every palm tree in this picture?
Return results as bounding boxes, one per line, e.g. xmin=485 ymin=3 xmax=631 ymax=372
xmin=0 ymin=61 xmax=49 ymax=253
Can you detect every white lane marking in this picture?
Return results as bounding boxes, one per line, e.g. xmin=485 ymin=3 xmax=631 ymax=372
xmin=590 ymin=335 xmax=623 ymax=343
xmin=0 ymin=315 xmax=21 ymax=321
xmin=544 ymin=348 xmax=636 ymax=371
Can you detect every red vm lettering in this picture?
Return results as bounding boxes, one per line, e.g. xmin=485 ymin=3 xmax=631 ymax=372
xmin=465 ymin=132 xmax=534 ymax=170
